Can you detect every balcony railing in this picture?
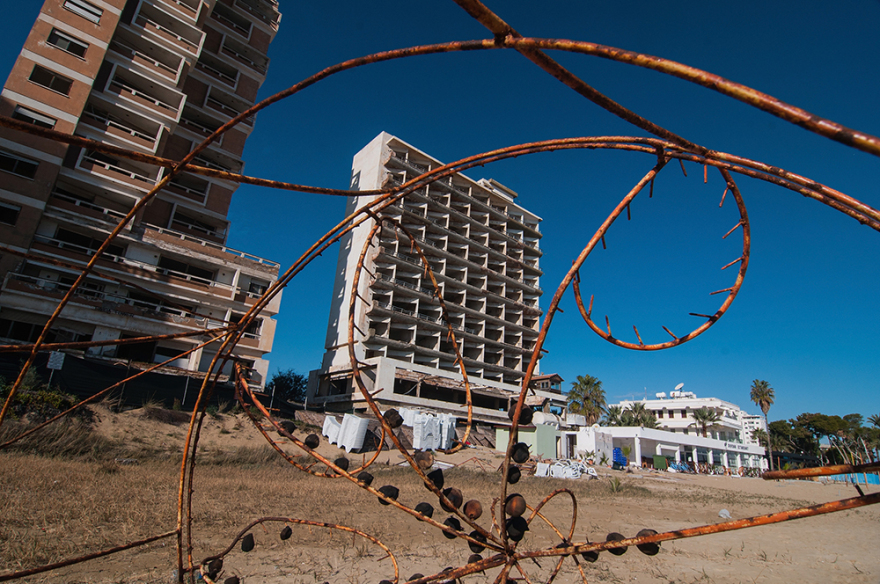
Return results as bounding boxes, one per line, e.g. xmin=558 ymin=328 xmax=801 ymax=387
xmin=33 ymin=234 xmax=126 ymax=262
xmin=3 ymin=273 xmax=202 ymax=322
xmin=205 ymin=96 xmax=254 ymax=125
xmin=110 ymin=78 xmax=179 ymax=115
xmin=144 ymin=223 xmax=280 ymax=268
xmin=33 ymin=234 xmax=238 ymax=290
xmin=110 ymin=40 xmax=179 ymax=79
xmin=167 ymin=179 xmax=208 ymax=201
xmin=79 ymin=152 xmax=156 ymax=188
xmin=210 ymin=10 xmax=250 ymax=36
xmin=49 ymin=191 xmax=128 ymax=222
xmin=82 ymin=109 xmax=157 ymax=145
xmin=196 ymin=60 xmax=237 ymax=86
xmin=221 ymin=44 xmax=267 ymax=74
xmin=234 ymin=0 xmax=280 ymax=28
xmin=376 ymin=274 xmax=435 ymax=296
xmin=135 ymin=15 xmax=200 ymax=52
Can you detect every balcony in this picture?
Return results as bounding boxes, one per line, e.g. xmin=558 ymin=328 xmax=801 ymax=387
xmin=108 ymin=76 xmax=181 ymax=119
xmin=233 ymin=0 xmax=280 ymax=30
xmin=165 ymin=176 xmax=208 ymax=203
xmin=204 ymin=95 xmax=254 ymax=126
xmin=210 ymin=3 xmax=252 ymax=38
xmin=30 ymin=234 xmax=238 ymax=295
xmin=143 ymin=223 xmax=281 ymax=269
xmin=2 ymin=273 xmax=208 ymax=328
xmin=109 ymin=38 xmax=182 ymax=82
xmin=157 ymin=0 xmax=199 ymax=20
xmin=221 ymin=38 xmax=268 ymax=74
xmin=133 ymin=3 xmax=203 ymax=56
xmin=77 ymin=151 xmax=159 ymax=192
xmin=81 ymin=104 xmax=161 ymax=151
xmin=195 ymin=57 xmax=237 ymax=87
xmin=47 ymin=190 xmax=129 ymax=225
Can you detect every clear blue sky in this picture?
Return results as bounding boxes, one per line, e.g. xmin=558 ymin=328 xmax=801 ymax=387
xmin=3 ymin=2 xmax=878 ymax=423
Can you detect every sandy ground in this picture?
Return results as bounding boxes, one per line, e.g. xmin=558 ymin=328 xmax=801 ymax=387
xmin=4 ymin=407 xmax=879 ymax=584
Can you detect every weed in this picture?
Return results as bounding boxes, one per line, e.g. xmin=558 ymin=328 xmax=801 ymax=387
xmin=608 ymin=476 xmax=623 ymax=493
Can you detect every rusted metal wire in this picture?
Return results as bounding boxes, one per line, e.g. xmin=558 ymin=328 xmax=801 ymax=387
xmin=0 ymin=530 xmax=177 ymax=582
xmin=0 ymin=1 xmax=878 ymax=582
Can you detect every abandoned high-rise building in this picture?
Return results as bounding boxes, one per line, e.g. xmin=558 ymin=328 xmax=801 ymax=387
xmin=307 ymin=132 xmax=565 ymax=423
xmin=0 ymin=0 xmax=282 ymax=387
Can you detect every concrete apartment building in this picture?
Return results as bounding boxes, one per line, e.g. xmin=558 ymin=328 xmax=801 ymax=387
xmin=307 ymin=132 xmax=565 ymax=423
xmin=617 ymin=390 xmax=767 ymax=446
xmin=0 ymin=0 xmax=282 ymax=387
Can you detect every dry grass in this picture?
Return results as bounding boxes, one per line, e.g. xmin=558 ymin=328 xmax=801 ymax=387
xmin=2 ymin=408 xmax=878 ymax=583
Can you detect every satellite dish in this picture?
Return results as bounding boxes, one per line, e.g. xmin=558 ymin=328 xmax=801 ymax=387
xmin=674 ymin=383 xmax=685 ymax=391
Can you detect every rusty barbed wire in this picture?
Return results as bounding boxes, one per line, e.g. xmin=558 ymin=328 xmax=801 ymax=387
xmin=0 ymin=0 xmax=878 ymax=582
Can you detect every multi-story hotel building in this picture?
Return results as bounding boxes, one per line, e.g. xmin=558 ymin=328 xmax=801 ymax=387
xmin=617 ymin=391 xmax=766 ymax=445
xmin=0 ymin=0 xmax=282 ymax=387
xmin=307 ymin=132 xmax=564 ymax=423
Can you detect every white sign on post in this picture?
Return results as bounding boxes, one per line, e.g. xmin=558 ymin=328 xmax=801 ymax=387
xmin=47 ymin=351 xmax=65 ymax=370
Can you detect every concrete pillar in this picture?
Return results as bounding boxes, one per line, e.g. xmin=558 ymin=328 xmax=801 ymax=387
xmin=187 ymin=345 xmax=203 ymax=372
xmin=722 ymin=451 xmax=729 ymax=469
xmin=675 ymin=449 xmax=681 ymax=463
xmin=692 ymin=447 xmax=699 ymax=470
xmin=634 ymin=436 xmax=641 ymax=467
xmin=708 ymin=449 xmax=714 ymax=466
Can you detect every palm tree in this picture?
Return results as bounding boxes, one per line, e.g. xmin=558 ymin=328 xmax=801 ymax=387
xmin=567 ymin=375 xmax=606 ymax=425
xmin=602 ymin=405 xmax=624 ymax=426
xmin=750 ymin=379 xmax=776 ymax=471
xmin=624 ymin=402 xmax=659 ymax=428
xmin=752 ymin=428 xmax=769 ymax=448
xmin=868 ymin=413 xmax=880 ymax=429
xmin=690 ymin=407 xmax=722 ymax=437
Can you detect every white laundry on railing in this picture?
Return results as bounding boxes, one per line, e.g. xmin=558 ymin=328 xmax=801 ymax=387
xmin=322 ymin=415 xmax=342 ymax=444
xmin=337 ymin=413 xmax=370 ymax=452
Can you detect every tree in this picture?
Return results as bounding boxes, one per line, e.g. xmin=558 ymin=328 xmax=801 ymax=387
xmin=752 ymin=428 xmax=769 ymax=449
xmin=266 ymin=369 xmax=307 ymax=404
xmin=868 ymin=413 xmax=880 ymax=429
xmin=750 ymin=379 xmax=776 ymax=470
xmin=618 ymin=402 xmax=659 ymax=428
xmin=567 ymin=375 xmax=606 ymax=425
xmin=690 ymin=407 xmax=722 ymax=437
xmin=602 ymin=405 xmax=624 ymax=426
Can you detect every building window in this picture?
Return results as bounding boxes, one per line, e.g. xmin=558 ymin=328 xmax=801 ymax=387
xmin=0 ymin=201 xmax=21 ymax=226
xmin=47 ymin=28 xmax=89 ymax=58
xmin=12 ymin=105 xmax=56 ymax=129
xmin=657 ymin=410 xmax=663 ymax=419
xmin=248 ymin=279 xmax=269 ymax=296
xmin=63 ymin=0 xmax=102 ymax=23
xmin=681 ymin=409 xmax=687 ymax=418
xmin=0 ymin=151 xmax=39 ymax=179
xmin=29 ymin=65 xmax=73 ymax=96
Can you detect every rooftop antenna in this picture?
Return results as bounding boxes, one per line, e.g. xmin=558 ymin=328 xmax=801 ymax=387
xmin=674 ymin=382 xmax=684 ymax=391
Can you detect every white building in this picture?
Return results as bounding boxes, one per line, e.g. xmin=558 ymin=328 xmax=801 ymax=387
xmin=741 ymin=414 xmax=768 ymax=447
xmin=617 ymin=391 xmax=765 ymax=445
xmin=561 ymin=425 xmax=767 ymax=470
xmin=306 ymin=132 xmax=565 ymax=423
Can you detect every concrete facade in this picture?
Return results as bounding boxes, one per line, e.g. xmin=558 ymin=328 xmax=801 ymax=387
xmin=616 ymin=392 xmax=766 ymax=445
xmin=0 ymin=0 xmax=282 ymax=387
xmin=562 ymin=426 xmax=767 ymax=470
xmin=307 ymin=132 xmax=564 ymax=423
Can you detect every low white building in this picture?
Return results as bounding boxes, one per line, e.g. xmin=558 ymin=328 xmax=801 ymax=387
xmin=561 ymin=425 xmax=767 ymax=470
